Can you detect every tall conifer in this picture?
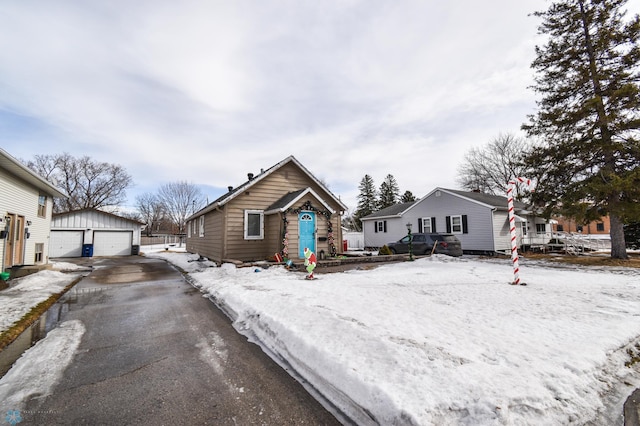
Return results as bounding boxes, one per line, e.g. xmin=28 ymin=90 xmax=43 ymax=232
xmin=523 ymin=0 xmax=640 ymax=259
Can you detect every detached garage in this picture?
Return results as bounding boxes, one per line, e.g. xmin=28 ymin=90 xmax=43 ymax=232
xmin=50 ymin=209 xmax=143 ymax=258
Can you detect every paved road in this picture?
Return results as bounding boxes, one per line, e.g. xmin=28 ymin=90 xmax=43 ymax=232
xmin=25 ymin=256 xmax=340 ymax=425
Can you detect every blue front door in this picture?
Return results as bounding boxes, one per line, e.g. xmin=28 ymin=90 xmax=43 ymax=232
xmin=298 ymin=212 xmax=316 ymax=258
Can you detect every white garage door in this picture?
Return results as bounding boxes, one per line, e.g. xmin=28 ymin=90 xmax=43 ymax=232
xmin=93 ymin=231 xmax=132 ymax=256
xmin=50 ymin=230 xmax=84 ymax=258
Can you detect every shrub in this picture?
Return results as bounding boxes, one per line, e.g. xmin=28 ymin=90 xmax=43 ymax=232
xmin=378 ymin=245 xmax=392 ymax=255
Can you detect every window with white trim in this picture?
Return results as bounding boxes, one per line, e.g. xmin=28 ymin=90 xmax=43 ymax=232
xmin=34 ymin=243 xmax=44 ymax=263
xmin=374 ymin=220 xmax=387 ymax=233
xmin=244 ymin=210 xmax=264 ymax=239
xmin=199 ymin=216 xmax=205 ymax=237
xmin=37 ymin=195 xmax=47 ymax=217
xmin=421 ymin=217 xmax=434 ymax=233
xmin=450 ymin=215 xmax=462 ymax=233
xmin=536 ymin=223 xmax=546 ymax=234
xmin=187 ymin=220 xmax=192 ymax=238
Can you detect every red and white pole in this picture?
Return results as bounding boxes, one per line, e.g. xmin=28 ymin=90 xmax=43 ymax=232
xmin=507 ymin=177 xmax=533 ymax=285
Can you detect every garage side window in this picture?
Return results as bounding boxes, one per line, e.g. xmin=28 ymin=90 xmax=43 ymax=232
xmin=244 ymin=210 xmax=264 ymax=240
xmin=199 ymin=216 xmax=205 ymax=237
xmin=373 ymin=220 xmax=387 ymax=233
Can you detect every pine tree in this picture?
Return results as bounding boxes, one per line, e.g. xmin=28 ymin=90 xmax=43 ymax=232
xmin=354 ymin=174 xmax=378 ymax=227
xmin=523 ymin=0 xmax=640 ymax=259
xmin=400 ymin=190 xmax=417 ymax=203
xmin=378 ymin=174 xmax=400 ymax=209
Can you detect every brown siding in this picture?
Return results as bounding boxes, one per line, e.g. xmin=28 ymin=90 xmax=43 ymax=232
xmin=553 ymin=216 xmax=611 ymax=235
xmin=186 ymin=209 xmax=225 ymax=262
xmin=191 ymin=161 xmax=344 ymax=262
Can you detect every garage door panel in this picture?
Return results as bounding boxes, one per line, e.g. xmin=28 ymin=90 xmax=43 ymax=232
xmin=93 ymin=231 xmax=132 ymax=256
xmin=50 ymin=231 xmax=84 ymax=258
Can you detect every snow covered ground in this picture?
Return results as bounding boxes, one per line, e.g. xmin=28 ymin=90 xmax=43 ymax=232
xmin=1 ymin=251 xmax=640 ymax=425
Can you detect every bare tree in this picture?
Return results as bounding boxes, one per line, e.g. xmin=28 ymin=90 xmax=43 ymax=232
xmin=135 ymin=192 xmax=164 ymax=236
xmin=157 ymin=181 xmax=205 ymax=238
xmin=456 ymin=133 xmax=535 ymax=200
xmin=27 ymin=153 xmax=133 ymax=213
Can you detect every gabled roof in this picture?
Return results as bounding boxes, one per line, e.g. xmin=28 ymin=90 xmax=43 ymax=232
xmin=264 ymin=187 xmax=335 ymax=215
xmin=0 ymin=148 xmax=68 ymax=199
xmin=425 ymin=188 xmax=528 ymax=211
xmin=53 ymin=208 xmax=145 ymax=225
xmin=188 ymin=155 xmax=347 ymax=219
xmin=361 ymin=202 xmax=416 ymax=220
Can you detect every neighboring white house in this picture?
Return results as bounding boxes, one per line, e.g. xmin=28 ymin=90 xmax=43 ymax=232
xmin=361 ymin=202 xmax=415 ymax=249
xmin=50 ymin=209 xmax=143 ymax=257
xmin=362 ymin=188 xmax=549 ymax=254
xmin=0 ymin=148 xmax=67 ymax=273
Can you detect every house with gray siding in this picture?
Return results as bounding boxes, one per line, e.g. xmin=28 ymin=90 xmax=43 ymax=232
xmin=362 ymin=188 xmax=548 ymax=254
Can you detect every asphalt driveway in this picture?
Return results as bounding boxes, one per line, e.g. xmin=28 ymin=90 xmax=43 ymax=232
xmin=24 ymin=256 xmax=340 ymax=425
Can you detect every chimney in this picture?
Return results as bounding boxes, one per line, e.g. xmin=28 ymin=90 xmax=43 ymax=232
xmin=248 ymin=173 xmax=254 ymax=180
xmin=228 ymin=186 xmax=233 ymax=192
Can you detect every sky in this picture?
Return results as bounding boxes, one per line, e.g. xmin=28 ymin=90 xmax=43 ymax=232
xmin=1 ymin=1 xmax=639 ymax=213
xmin=1 ymin=251 xmax=639 ymax=424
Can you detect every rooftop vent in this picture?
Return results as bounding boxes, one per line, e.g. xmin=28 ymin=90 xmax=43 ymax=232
xmin=248 ymin=173 xmax=254 ymax=180
xmin=228 ymin=186 xmax=233 ymax=192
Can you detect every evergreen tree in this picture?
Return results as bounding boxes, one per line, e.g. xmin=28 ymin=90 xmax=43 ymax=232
xmin=354 ymin=174 xmax=377 ymax=227
xmin=378 ymin=174 xmax=400 ymax=209
xmin=400 ymin=190 xmax=417 ymax=203
xmin=523 ymin=0 xmax=640 ymax=259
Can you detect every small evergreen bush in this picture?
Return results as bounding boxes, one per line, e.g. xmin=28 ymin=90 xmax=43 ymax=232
xmin=378 ymin=245 xmax=392 ymax=255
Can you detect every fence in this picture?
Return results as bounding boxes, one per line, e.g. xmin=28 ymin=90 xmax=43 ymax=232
xmin=140 ymin=235 xmax=184 ymax=248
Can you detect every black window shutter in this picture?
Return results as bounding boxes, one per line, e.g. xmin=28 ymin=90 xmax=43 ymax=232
xmin=446 ymin=216 xmax=451 ymax=233
xmin=431 ymin=217 xmax=436 ymax=232
xmin=374 ymin=221 xmax=378 ymax=233
xmin=462 ymin=215 xmax=468 ymax=234
xmin=418 ymin=219 xmax=423 ymax=233
xmin=383 ymin=220 xmax=387 ymax=232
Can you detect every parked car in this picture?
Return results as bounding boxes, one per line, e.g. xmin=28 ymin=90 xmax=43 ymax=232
xmin=386 ymin=233 xmax=463 ymax=257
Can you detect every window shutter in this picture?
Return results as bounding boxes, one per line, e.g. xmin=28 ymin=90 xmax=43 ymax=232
xmin=431 ymin=217 xmax=436 ymax=232
xmin=446 ymin=216 xmax=451 ymax=233
xmin=462 ymin=215 xmax=468 ymax=234
xmin=383 ymin=220 xmax=387 ymax=232
xmin=374 ymin=221 xmax=378 ymax=233
xmin=418 ymin=219 xmax=423 ymax=233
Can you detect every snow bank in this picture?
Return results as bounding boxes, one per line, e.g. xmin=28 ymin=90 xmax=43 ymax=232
xmin=150 ymin=253 xmax=640 ymax=425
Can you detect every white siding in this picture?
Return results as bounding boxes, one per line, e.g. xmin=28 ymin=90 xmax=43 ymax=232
xmin=50 ymin=230 xmax=84 ymax=257
xmin=51 ymin=210 xmax=141 ymax=246
xmin=362 ymin=218 xmax=408 ymax=248
xmin=94 ymin=231 xmax=132 ymax=256
xmin=0 ymin=167 xmax=55 ymax=265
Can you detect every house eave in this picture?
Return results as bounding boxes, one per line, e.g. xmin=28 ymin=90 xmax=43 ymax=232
xmin=0 ymin=148 xmax=68 ymax=199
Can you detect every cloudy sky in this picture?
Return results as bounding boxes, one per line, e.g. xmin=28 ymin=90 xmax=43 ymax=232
xmin=2 ymin=1 xmax=638 ymax=212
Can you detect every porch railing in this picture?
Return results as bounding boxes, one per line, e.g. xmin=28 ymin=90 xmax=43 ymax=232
xmin=520 ymin=232 xmax=611 ymax=254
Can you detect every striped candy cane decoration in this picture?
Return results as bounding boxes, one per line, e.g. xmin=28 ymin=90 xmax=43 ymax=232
xmin=507 ymin=177 xmax=533 ymax=285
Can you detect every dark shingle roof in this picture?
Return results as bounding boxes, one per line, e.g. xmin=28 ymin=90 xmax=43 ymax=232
xmin=362 ymin=202 xmax=416 ymax=220
xmin=266 ymin=189 xmax=308 ymax=211
xmin=444 ymin=189 xmax=528 ymax=209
